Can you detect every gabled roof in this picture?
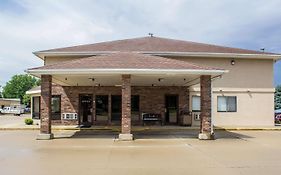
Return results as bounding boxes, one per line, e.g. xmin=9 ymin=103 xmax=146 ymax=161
xmin=28 ymin=52 xmax=227 ymax=75
xmin=34 ymin=36 xmax=281 ymax=60
xmin=39 ymin=36 xmax=268 ymax=54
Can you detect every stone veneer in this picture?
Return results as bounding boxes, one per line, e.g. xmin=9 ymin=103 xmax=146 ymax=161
xmin=40 ymin=75 xmax=52 ymax=133
xmin=49 ymin=84 xmax=189 ymax=125
xmin=199 ymin=75 xmax=213 ymax=140
xmin=121 ymin=75 xmax=131 ymax=134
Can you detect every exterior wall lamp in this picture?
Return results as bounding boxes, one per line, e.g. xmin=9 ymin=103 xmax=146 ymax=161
xmin=231 ymin=59 xmax=235 ymax=65
xmin=158 ymin=78 xmax=164 ymax=82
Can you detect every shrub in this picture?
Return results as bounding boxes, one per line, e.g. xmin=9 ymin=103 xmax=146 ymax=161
xmin=24 ymin=118 xmax=33 ymax=125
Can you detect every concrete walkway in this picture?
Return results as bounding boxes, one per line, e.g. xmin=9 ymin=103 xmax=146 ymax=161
xmin=1 ymin=130 xmax=281 ymax=175
xmin=1 ymin=114 xmax=281 ymax=131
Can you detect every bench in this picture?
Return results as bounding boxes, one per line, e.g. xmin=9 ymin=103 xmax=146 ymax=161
xmin=142 ymin=113 xmax=162 ymax=126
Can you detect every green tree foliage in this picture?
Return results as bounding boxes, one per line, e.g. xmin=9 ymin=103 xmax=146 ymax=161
xmin=0 ymin=85 xmax=3 ymax=98
xmin=2 ymin=74 xmax=40 ymax=103
xmin=275 ymin=85 xmax=281 ymax=110
xmin=22 ymin=94 xmax=31 ymax=106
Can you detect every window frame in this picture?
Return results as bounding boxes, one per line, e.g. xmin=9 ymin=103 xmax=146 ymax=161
xmin=95 ymin=95 xmax=109 ymax=117
xmin=217 ymin=96 xmax=237 ymax=112
xmin=131 ymin=95 xmax=140 ymax=112
xmin=51 ymin=95 xmax=61 ymax=120
xmin=191 ymin=95 xmax=201 ymax=112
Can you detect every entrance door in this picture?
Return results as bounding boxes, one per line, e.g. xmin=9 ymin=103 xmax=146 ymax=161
xmin=111 ymin=95 xmax=121 ymax=121
xmin=79 ymin=94 xmax=93 ymax=126
xmin=165 ymin=95 xmax=179 ymax=124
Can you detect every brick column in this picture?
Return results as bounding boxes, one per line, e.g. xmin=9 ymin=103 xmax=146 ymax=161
xmin=199 ymin=75 xmax=214 ymax=140
xmin=37 ymin=75 xmax=53 ymax=140
xmin=119 ymin=75 xmax=133 ymax=140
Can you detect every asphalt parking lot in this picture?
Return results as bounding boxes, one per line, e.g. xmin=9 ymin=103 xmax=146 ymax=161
xmin=0 ymin=130 xmax=281 ymax=175
xmin=0 ymin=114 xmax=39 ymax=127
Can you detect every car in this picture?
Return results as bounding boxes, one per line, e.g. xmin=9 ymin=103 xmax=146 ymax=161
xmin=1 ymin=106 xmax=25 ymax=116
xmin=275 ymin=113 xmax=281 ymax=124
xmin=24 ymin=107 xmax=31 ymax=113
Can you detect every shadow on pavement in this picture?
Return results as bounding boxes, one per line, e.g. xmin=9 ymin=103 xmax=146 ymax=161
xmin=53 ymin=129 xmax=254 ymax=140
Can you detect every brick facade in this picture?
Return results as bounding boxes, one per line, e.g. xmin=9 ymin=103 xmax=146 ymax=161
xmin=199 ymin=75 xmax=213 ymax=139
xmin=40 ymin=75 xmax=52 ymax=134
xmin=121 ymin=75 xmax=131 ymax=134
xmin=49 ymin=84 xmax=189 ymax=126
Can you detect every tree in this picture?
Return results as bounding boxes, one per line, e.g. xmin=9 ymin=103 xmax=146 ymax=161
xmin=22 ymin=94 xmax=31 ymax=106
xmin=0 ymin=85 xmax=2 ymax=98
xmin=275 ymin=85 xmax=281 ymax=110
xmin=2 ymin=74 xmax=40 ymax=103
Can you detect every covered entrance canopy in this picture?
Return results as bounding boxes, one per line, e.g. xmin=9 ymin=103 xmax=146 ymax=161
xmin=27 ymin=52 xmax=227 ymax=140
xmin=28 ymin=52 xmax=226 ymax=86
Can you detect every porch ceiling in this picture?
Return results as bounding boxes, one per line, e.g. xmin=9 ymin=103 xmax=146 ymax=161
xmin=52 ymin=74 xmax=205 ymax=86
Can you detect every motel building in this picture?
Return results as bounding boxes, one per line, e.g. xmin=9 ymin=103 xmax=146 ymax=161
xmin=26 ymin=36 xmax=281 ymax=140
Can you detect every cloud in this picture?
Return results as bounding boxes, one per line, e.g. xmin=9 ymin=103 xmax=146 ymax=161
xmin=0 ymin=0 xmax=281 ymax=86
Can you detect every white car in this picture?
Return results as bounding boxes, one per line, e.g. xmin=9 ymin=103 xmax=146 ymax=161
xmin=1 ymin=106 xmax=25 ymax=115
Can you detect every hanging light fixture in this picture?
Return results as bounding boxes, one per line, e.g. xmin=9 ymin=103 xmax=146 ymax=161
xmin=231 ymin=59 xmax=235 ymax=65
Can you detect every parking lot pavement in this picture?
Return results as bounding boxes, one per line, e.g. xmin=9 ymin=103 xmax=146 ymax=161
xmin=0 ymin=114 xmax=40 ymax=128
xmin=0 ymin=130 xmax=281 ymax=175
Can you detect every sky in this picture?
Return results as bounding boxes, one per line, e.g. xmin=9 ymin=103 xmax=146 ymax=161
xmin=0 ymin=0 xmax=280 ymax=88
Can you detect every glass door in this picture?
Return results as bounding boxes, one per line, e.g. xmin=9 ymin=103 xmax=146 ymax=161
xmin=111 ymin=95 xmax=121 ymax=121
xmin=165 ymin=95 xmax=179 ymax=124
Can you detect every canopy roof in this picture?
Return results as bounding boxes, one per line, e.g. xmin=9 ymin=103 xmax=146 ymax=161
xmin=28 ymin=52 xmax=227 ymax=76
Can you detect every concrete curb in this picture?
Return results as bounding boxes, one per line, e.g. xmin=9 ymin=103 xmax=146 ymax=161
xmin=215 ymin=128 xmax=281 ymax=131
xmin=1 ymin=127 xmax=281 ymax=131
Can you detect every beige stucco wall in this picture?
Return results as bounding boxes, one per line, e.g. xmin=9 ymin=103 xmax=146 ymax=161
xmin=172 ymin=57 xmax=274 ymax=88
xmin=213 ymin=91 xmax=274 ymax=126
xmin=189 ymin=88 xmax=275 ymax=127
xmin=46 ymin=56 xmax=274 ymax=88
xmin=43 ymin=55 xmax=275 ymax=127
xmin=173 ymin=56 xmax=275 ymax=127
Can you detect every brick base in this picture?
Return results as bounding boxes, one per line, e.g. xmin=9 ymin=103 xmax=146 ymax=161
xmin=37 ymin=133 xmax=54 ymax=140
xmin=198 ymin=133 xmax=215 ymax=140
xmin=118 ymin=133 xmax=133 ymax=141
xmin=49 ymin=84 xmax=189 ymax=126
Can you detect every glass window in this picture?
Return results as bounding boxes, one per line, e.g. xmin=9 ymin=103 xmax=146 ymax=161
xmin=96 ymin=95 xmax=108 ymax=121
xmin=51 ymin=95 xmax=61 ymax=120
xmin=192 ymin=96 xmax=200 ymax=112
xmin=32 ymin=96 xmax=40 ymax=119
xmin=131 ymin=95 xmax=140 ymax=112
xmin=217 ymin=96 xmax=237 ymax=112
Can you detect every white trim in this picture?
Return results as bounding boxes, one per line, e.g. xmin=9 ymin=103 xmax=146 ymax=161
xmin=189 ymin=87 xmax=275 ymax=93
xmin=0 ymin=98 xmax=20 ymax=102
xmin=26 ymin=90 xmax=41 ymax=95
xmin=34 ymin=51 xmax=281 ymax=60
xmin=27 ymin=68 xmax=228 ymax=76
